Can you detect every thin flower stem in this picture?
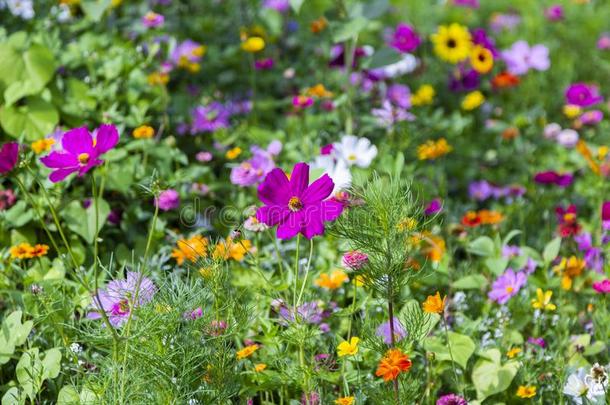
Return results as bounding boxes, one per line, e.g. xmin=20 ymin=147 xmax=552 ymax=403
xmin=347 ymin=282 xmax=357 ymax=340
xmin=443 ymin=316 xmax=462 ymax=395
xmin=295 ymin=239 xmax=314 ymax=309
xmin=267 ymin=229 xmax=284 ymax=279
xmin=292 ymin=234 xmax=301 ymax=314
xmin=387 ymin=275 xmax=399 ymax=404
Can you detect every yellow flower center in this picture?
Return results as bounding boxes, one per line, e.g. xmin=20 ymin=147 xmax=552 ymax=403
xmin=288 ymin=196 xmax=303 ymax=212
xmin=78 ymin=153 xmax=90 ymax=164
xmin=505 ymin=286 xmax=514 ymax=293
xmin=348 ymin=153 xmax=357 ymax=161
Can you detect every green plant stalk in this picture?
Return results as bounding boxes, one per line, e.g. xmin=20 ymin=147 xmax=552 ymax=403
xmin=443 ymin=316 xmax=462 ymax=395
xmin=295 ymin=239 xmax=314 ymax=309
xmin=387 ymin=275 xmax=399 ymax=404
xmin=292 ymin=234 xmax=301 ymax=313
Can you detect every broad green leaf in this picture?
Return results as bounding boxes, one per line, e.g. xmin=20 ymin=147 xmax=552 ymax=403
xmin=584 ymin=341 xmax=606 ymax=356
xmin=467 ymin=236 xmax=495 ymax=257
xmin=502 ymin=230 xmax=521 ymax=246
xmin=41 ymin=348 xmax=62 ymax=380
xmin=0 ymin=311 xmax=33 ymax=364
xmin=471 ymin=348 xmax=520 ymax=401
xmin=1 ymin=387 xmax=21 ymax=405
xmin=333 ymin=17 xmax=368 ymax=43
xmin=289 ymin=0 xmax=304 ymax=13
xmin=485 ymin=257 xmax=508 ymax=276
xmin=81 ymin=0 xmax=112 ymax=21
xmin=452 ymin=274 xmax=488 ymax=290
xmin=424 ymin=332 xmax=475 ymax=369
xmin=3 ymin=200 xmax=33 ymax=228
xmin=63 ymin=199 xmax=111 ymax=244
xmin=0 ymin=96 xmax=59 ymax=140
xmin=57 ymin=386 xmax=80 ymax=405
xmin=543 ymin=237 xmax=561 ymax=264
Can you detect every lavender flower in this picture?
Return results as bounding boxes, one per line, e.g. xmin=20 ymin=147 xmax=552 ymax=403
xmin=376 ymin=318 xmax=407 ymax=344
xmin=501 ymin=41 xmax=550 ymax=75
xmin=156 ymin=189 xmax=180 ymax=211
xmin=488 ymin=269 xmax=527 ymax=304
xmin=191 ymin=102 xmax=231 ymax=133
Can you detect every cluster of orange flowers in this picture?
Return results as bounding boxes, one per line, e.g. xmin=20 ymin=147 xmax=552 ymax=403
xmin=553 ymin=256 xmax=586 ymax=290
xmin=315 ymin=270 xmax=349 ymax=289
xmin=9 ymin=243 xmax=50 ymax=260
xmin=171 ymin=235 xmax=252 ymax=265
xmin=417 ymin=138 xmax=453 ymax=161
xmin=461 ymin=209 xmax=504 ymax=227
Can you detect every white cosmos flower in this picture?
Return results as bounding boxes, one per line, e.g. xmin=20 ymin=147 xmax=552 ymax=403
xmin=312 ymin=155 xmax=351 ymax=195
xmin=333 ymin=135 xmax=378 ymax=168
xmin=563 ymin=367 xmax=607 ymax=404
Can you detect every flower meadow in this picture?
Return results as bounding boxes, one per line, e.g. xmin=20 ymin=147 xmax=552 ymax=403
xmin=1 ymin=1 xmax=610 ymax=404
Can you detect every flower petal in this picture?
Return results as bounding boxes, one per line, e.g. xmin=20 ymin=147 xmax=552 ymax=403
xmin=95 ymin=124 xmax=120 ymax=154
xmin=258 ymin=168 xmax=290 ymax=205
xmin=49 ymin=168 xmax=78 ymax=183
xmin=61 ymin=127 xmax=94 ymax=154
xmin=276 ymin=212 xmax=302 ymax=239
xmin=289 ymin=162 xmax=309 ymax=196
xmin=301 ymin=174 xmax=334 ymax=204
xmin=256 ymin=205 xmax=290 ymax=226
xmin=320 ymin=199 xmax=344 ymax=222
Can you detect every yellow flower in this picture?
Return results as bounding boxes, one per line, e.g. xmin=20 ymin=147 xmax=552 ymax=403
xmin=171 ymin=235 xmax=208 ymax=265
xmin=353 ymin=275 xmax=366 ymax=287
xmin=31 ymin=138 xmax=55 ymax=154
xmin=431 ymin=23 xmax=472 ymax=63
xmin=334 ymin=397 xmax=355 ymax=405
xmin=563 ymin=104 xmax=581 ymax=119
xmin=507 ymin=347 xmax=522 ymax=358
xmin=306 ymin=84 xmax=333 ymax=98
xmin=226 ymin=147 xmax=242 ymax=160
xmin=147 ymin=72 xmax=169 ymax=86
xmin=531 ymin=288 xmax=556 ymax=311
xmin=417 ymin=138 xmax=452 ymax=160
xmin=10 ymin=243 xmax=34 ymax=259
xmin=470 ymin=45 xmax=494 ymax=74
xmin=199 ymin=266 xmax=214 ymax=278
xmin=337 ymin=337 xmax=359 ymax=357
xmin=462 ymin=91 xmax=485 ymax=111
xmin=133 ymin=125 xmax=155 ymax=139
xmin=553 ymin=256 xmax=586 ymax=290
xmin=241 ymin=37 xmax=265 ymax=53
xmin=411 ymin=84 xmax=435 ymax=106
xmin=516 ymin=385 xmax=536 ymax=398
xmin=422 ymin=291 xmax=446 ymax=314
xmin=236 ymin=344 xmax=259 ymax=359
xmin=29 ymin=244 xmax=49 ymax=258
xmin=212 ymin=237 xmax=252 ymax=261
xmin=254 ymin=363 xmax=267 ymax=372
xmin=397 ymin=217 xmax=418 ymax=232
xmin=315 ymin=270 xmax=349 ymax=290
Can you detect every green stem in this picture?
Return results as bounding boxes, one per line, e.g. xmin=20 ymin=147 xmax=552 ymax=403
xmin=443 ymin=317 xmax=462 ymax=395
xmin=292 ymin=234 xmax=301 ymax=314
xmin=295 ymin=239 xmax=314 ymax=309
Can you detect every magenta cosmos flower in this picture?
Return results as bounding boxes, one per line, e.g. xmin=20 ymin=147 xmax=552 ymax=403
xmin=256 ymin=162 xmax=344 ymax=239
xmin=488 ymin=268 xmax=527 ymax=304
xmin=436 ymin=393 xmax=468 ymax=405
xmin=565 ymin=83 xmax=604 ymax=107
xmin=0 ymin=142 xmax=19 ymax=174
xmin=155 ymin=189 xmax=180 ymax=211
xmin=593 ymin=279 xmax=610 ymax=294
xmin=389 ymin=23 xmax=421 ymax=53
xmin=534 ymin=171 xmax=573 ymax=187
xmin=142 ymin=11 xmax=164 ymax=28
xmin=40 ymin=125 xmax=119 ymax=183
xmin=88 ymin=272 xmax=156 ymax=327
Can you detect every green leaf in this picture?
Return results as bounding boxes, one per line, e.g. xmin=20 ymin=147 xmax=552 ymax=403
xmin=452 ymin=274 xmax=488 ymax=290
xmin=362 ymin=0 xmax=389 ymax=19
xmin=0 ymin=96 xmax=59 ymax=140
xmin=367 ymin=47 xmax=403 ymax=69
xmin=1 ymin=387 xmax=22 ymax=405
xmin=485 ymin=257 xmax=509 ymax=276
xmin=289 ymin=0 xmax=304 ymax=14
xmin=424 ymin=332 xmax=475 ymax=369
xmin=543 ymin=237 xmax=562 ymax=264
xmin=41 ymin=348 xmax=61 ymax=380
xmin=57 ymin=386 xmax=80 ymax=405
xmin=81 ymin=0 xmax=112 ymax=21
xmin=332 ymin=17 xmax=368 ymax=43
xmin=0 ymin=311 xmax=33 ymax=364
xmin=467 ymin=236 xmax=495 ymax=257
xmin=584 ymin=341 xmax=606 ymax=356
xmin=3 ymin=200 xmax=33 ymax=228
xmin=63 ymin=199 xmax=111 ymax=244
xmin=471 ymin=348 xmax=520 ymax=401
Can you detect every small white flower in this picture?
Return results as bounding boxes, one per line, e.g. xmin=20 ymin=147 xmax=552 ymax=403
xmin=556 ymin=129 xmax=579 ymax=148
xmin=6 ymin=0 xmax=34 ymax=19
xmin=311 ymin=155 xmax=352 ymax=195
xmin=333 ymin=135 xmax=378 ymax=168
xmin=564 ymin=367 xmax=608 ymax=404
xmin=543 ymin=122 xmax=562 ymax=139
xmin=70 ymin=343 xmax=82 ymax=354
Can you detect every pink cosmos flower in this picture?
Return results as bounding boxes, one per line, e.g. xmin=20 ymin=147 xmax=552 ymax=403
xmin=88 ymin=272 xmax=156 ymax=327
xmin=0 ymin=142 xmax=19 ymax=174
xmin=598 ymin=33 xmax=610 ymax=50
xmin=436 ymin=394 xmax=468 ymax=405
xmin=256 ymin=162 xmax=344 ymax=239
xmin=452 ymin=0 xmax=479 ymax=8
xmin=155 ymin=189 xmax=180 ymax=211
xmin=342 ymin=251 xmax=369 ymax=270
xmin=142 ymin=11 xmax=164 ymax=28
xmin=565 ymin=83 xmax=604 ymax=107
xmin=255 ymin=58 xmax=274 ymax=70
xmin=488 ymin=269 xmax=527 ymax=304
xmin=544 ymin=5 xmax=563 ymax=22
xmin=40 ymin=125 xmax=119 ymax=183
xmin=593 ymin=280 xmax=610 ymax=294
xmin=389 ymin=23 xmax=421 ymax=53
xmin=534 ymin=171 xmax=573 ymax=187
xmin=424 ymin=198 xmax=443 ymax=216
xmin=501 ymin=40 xmax=550 ymax=75
xmin=581 ymin=110 xmax=603 ymax=125
xmin=293 ymin=95 xmax=314 ymax=109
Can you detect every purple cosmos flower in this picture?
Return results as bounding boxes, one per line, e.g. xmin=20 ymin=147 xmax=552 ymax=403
xmin=534 ymin=171 xmax=573 ymax=187
xmin=230 ymin=142 xmax=281 ymax=187
xmin=471 ymin=28 xmax=499 ymax=56
xmin=581 ymin=110 xmax=603 ymax=125
xmin=0 ymin=142 xmax=19 ymax=174
xmin=155 ymin=189 xmax=180 ymax=211
xmin=436 ymin=394 xmax=468 ymax=405
xmin=527 ymin=336 xmax=546 ymax=348
xmin=142 ymin=11 xmax=164 ymax=28
xmin=196 ymin=151 xmax=213 ymax=162
xmin=255 ymin=58 xmax=274 ymax=70
xmin=387 ymin=84 xmax=411 ymax=109
xmin=376 ymin=317 xmax=407 ymax=344
xmin=469 ymin=180 xmax=494 ymax=201
xmin=320 ymin=144 xmax=334 ymax=155
xmin=342 ymin=251 xmax=368 ymax=270
xmin=262 ymin=0 xmax=290 ymax=12
xmin=449 ymin=67 xmax=480 ymax=92
xmin=371 ymin=100 xmax=415 ymax=128
xmin=593 ymin=280 xmax=610 ymax=294
xmin=0 ymin=189 xmax=16 ymax=211
xmin=256 ymin=162 xmax=344 ymax=239
xmin=451 ymin=0 xmax=479 ymax=8
xmin=88 ymin=272 xmax=157 ymax=327
xmin=191 ymin=102 xmax=231 ymax=133
xmin=490 ymin=12 xmax=521 ymax=33
xmin=565 ymin=83 xmax=604 ymax=107
xmin=171 ymin=39 xmax=204 ymax=66
xmin=501 ymin=41 xmax=550 ymax=75
xmin=424 ymin=198 xmax=443 ymax=216
xmin=488 ymin=269 xmax=527 ymax=304
xmin=279 ymin=301 xmax=324 ymax=324
xmin=183 ymin=307 xmax=203 ymax=320
xmin=389 ymin=23 xmax=421 ymax=53
xmin=603 ymin=202 xmax=610 ymax=230
xmin=544 ymin=5 xmax=564 ymax=22
xmin=521 ymin=257 xmax=538 ymax=275
xmin=502 ymin=245 xmax=521 ymax=258
xmin=40 ymin=125 xmax=119 ymax=183
xmin=598 ymin=33 xmax=610 ymax=50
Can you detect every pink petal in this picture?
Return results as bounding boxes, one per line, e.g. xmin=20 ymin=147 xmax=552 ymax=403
xmin=302 ymin=213 xmax=324 ymax=239
xmin=276 ymin=212 xmax=302 ymax=239
xmin=40 ymin=152 xmax=78 ymax=168
xmin=256 ymin=205 xmax=290 ymax=226
xmin=61 ymin=127 xmax=94 ymax=155
xmin=301 ymin=174 xmax=334 ymax=204
xmin=258 ymin=168 xmax=290 ymax=205
xmin=95 ymin=124 xmax=119 ymax=154
xmin=289 ymin=162 xmax=309 ymax=196
xmin=49 ymin=168 xmax=78 ymax=183
xmin=320 ymin=199 xmax=344 ymax=222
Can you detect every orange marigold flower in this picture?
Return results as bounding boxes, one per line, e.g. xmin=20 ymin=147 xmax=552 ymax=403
xmin=310 ymin=16 xmax=328 ymax=33
xmin=133 ymin=125 xmax=155 ymax=139
xmin=254 ymin=363 xmax=267 ymax=372
xmin=236 ymin=344 xmax=259 ymax=359
xmin=478 ymin=209 xmax=504 ymax=225
xmin=306 ymin=83 xmax=333 ymax=98
xmin=422 ymin=291 xmax=446 ymax=314
xmin=334 ymin=397 xmax=354 ymax=405
xmin=213 ymin=237 xmax=252 ymax=261
xmin=31 ymin=138 xmax=55 ymax=154
xmin=9 ymin=243 xmax=34 ymax=259
xmin=29 ymin=244 xmax=50 ymax=258
xmin=417 ymin=138 xmax=452 ymax=160
xmin=171 ymin=235 xmax=208 ymax=265
xmin=315 ymin=270 xmax=349 ymax=289
xmin=375 ymin=348 xmax=412 ymax=381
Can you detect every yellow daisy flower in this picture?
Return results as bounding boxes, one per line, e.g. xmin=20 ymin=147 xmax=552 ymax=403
xmin=431 ymin=23 xmax=472 ymax=63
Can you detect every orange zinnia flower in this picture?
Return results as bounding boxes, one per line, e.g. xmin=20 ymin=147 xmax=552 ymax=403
xmin=212 ymin=237 xmax=252 ymax=261
xmin=375 ymin=349 xmax=412 ymax=381
xmin=422 ymin=291 xmax=446 ymax=314
xmin=491 ymin=71 xmax=520 ymax=88
xmin=478 ymin=209 xmax=504 ymax=225
xmin=315 ymin=270 xmax=349 ymax=289
xmin=461 ymin=211 xmax=481 ymax=227
xmin=29 ymin=244 xmax=50 ymax=258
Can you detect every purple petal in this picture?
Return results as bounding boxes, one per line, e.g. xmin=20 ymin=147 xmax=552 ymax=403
xmin=277 ymin=212 xmax=303 ymax=239
xmin=62 ymin=127 xmax=94 ymax=155
xmin=301 ymin=174 xmax=334 ymax=204
xmin=256 ymin=205 xmax=290 ymax=226
xmin=320 ymin=200 xmax=344 ymax=222
xmin=258 ymin=168 xmax=290 ymax=205
xmin=95 ymin=124 xmax=119 ymax=154
xmin=40 ymin=152 xmax=78 ymax=169
xmin=49 ymin=168 xmax=78 ymax=183
xmin=289 ymin=162 xmax=310 ymax=196
xmin=0 ymin=142 xmax=19 ymax=174
xmin=302 ymin=214 xmax=325 ymax=239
